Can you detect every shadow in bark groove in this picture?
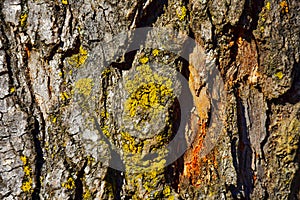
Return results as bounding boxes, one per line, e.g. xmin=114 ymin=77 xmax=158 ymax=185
xmin=32 ymin=118 xmax=45 ymax=200
xmin=104 ymin=167 xmax=124 ymax=200
xmin=164 ymin=97 xmax=184 ymax=192
xmin=234 ymin=94 xmax=254 ymax=200
xmin=231 ymin=136 xmax=239 ymax=172
xmin=260 ymin=101 xmax=271 ymax=161
xmin=74 ymin=159 xmax=88 ymax=200
xmin=135 ymin=0 xmax=168 ymax=28
xmin=220 ymin=0 xmax=264 ymax=75
xmin=93 ymin=116 xmax=125 ymax=171
xmin=111 ymin=50 xmax=137 ymax=71
xmin=165 ymin=54 xmax=191 ymax=191
xmin=273 ymin=61 xmax=300 ymax=105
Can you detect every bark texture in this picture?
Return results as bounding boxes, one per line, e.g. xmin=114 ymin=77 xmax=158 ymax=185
xmin=0 ymin=0 xmax=299 ymax=199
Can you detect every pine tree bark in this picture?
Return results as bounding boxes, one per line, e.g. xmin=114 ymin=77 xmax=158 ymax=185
xmin=0 ymin=0 xmax=299 ymax=199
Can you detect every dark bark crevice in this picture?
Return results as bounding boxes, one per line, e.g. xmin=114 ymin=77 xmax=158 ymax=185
xmin=164 ymin=97 xmax=184 ymax=191
xmin=111 ymin=50 xmax=138 ymax=71
xmin=227 ymin=135 xmax=241 ymax=199
xmin=288 ymin=140 xmax=300 ymax=200
xmin=31 ymin=118 xmax=44 ymax=200
xmin=74 ymin=159 xmax=88 ymax=200
xmin=220 ymin=0 xmax=264 ymax=76
xmin=260 ymin=100 xmax=271 ymax=161
xmin=235 ymin=93 xmax=254 ymax=200
xmin=272 ymin=61 xmax=300 ymax=105
xmin=104 ymin=167 xmax=124 ymax=200
xmin=135 ymin=0 xmax=168 ymax=28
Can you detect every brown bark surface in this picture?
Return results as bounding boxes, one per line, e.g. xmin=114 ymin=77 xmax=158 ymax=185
xmin=0 ymin=0 xmax=299 ymax=199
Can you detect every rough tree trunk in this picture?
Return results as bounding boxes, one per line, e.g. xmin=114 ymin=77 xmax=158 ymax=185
xmin=0 ymin=0 xmax=299 ymax=199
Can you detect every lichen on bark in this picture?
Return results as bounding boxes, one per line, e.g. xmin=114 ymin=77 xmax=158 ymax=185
xmin=0 ymin=0 xmax=299 ymax=199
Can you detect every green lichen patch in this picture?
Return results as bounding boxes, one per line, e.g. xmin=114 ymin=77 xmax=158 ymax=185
xmin=74 ymin=78 xmax=94 ymax=96
xmin=120 ymin=129 xmax=174 ymax=198
xmin=125 ymin=82 xmax=173 ymax=117
xmin=124 ymin=65 xmax=173 ymax=118
xmin=68 ymin=46 xmax=88 ymax=68
xmin=125 ymin=167 xmax=175 ymax=199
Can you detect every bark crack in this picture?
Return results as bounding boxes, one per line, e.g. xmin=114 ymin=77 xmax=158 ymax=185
xmin=31 ymin=118 xmax=44 ymax=200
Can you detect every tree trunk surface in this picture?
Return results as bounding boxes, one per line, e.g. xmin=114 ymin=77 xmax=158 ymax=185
xmin=0 ymin=0 xmax=299 ymax=199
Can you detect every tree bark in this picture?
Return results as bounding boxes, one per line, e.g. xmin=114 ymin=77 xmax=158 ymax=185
xmin=0 ymin=0 xmax=299 ymax=199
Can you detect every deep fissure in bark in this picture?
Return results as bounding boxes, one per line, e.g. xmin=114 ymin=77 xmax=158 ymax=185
xmin=236 ymin=94 xmax=253 ymax=200
xmin=288 ymin=141 xmax=300 ymax=200
xmin=31 ymin=118 xmax=44 ymax=200
xmin=74 ymin=159 xmax=88 ymax=200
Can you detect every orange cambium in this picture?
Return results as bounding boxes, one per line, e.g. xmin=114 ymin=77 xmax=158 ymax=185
xmin=182 ymin=119 xmax=218 ymax=187
xmin=184 ymin=120 xmax=206 ymax=181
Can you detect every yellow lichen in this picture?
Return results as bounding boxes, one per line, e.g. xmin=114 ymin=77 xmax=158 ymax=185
xmin=21 ymin=178 xmax=32 ymax=193
xmin=20 ymin=156 xmax=32 ymax=193
xmin=101 ymin=68 xmax=112 ymax=77
xmin=60 ymin=91 xmax=70 ymax=101
xmin=20 ymin=13 xmax=28 ymax=27
xmin=62 ymin=177 xmax=75 ymax=190
xmin=152 ymin=49 xmax=160 ymax=57
xmin=62 ymin=141 xmax=67 ymax=147
xmin=102 ymin=125 xmax=111 ymax=137
xmin=52 ymin=116 xmax=57 ymax=123
xmin=163 ymin=185 xmax=171 ymax=196
xmin=100 ymin=110 xmax=109 ymax=119
xmin=83 ymin=189 xmax=92 ymax=199
xmin=74 ymin=78 xmax=94 ymax=96
xmin=87 ymin=156 xmax=95 ymax=166
xmin=121 ymin=63 xmax=175 ymax=198
xmin=23 ymin=166 xmax=31 ymax=176
xmin=21 ymin=156 xmax=27 ymax=165
xmin=121 ymin=132 xmax=138 ymax=153
xmin=62 ymin=0 xmax=68 ymax=5
xmin=10 ymin=87 xmax=15 ymax=93
xmin=177 ymin=6 xmax=187 ymax=21
xmin=68 ymin=46 xmax=88 ymax=68
xmin=139 ymin=57 xmax=149 ymax=64
xmin=125 ymin=82 xmax=172 ymax=117
xmin=275 ymin=71 xmax=284 ymax=79
xmin=266 ymin=2 xmax=271 ymax=10
xmin=124 ymin=65 xmax=173 ymax=118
